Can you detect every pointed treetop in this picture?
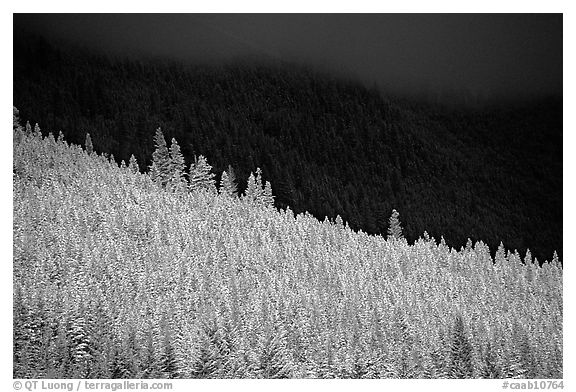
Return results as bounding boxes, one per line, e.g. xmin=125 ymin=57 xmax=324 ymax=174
xmin=85 ymin=133 xmax=93 ymax=155
xmin=552 ymin=251 xmax=560 ymax=267
xmin=128 ymin=154 xmax=140 ymax=174
xmin=244 ymin=171 xmax=259 ymax=202
xmin=524 ymin=249 xmax=533 ymax=266
xmin=219 ymin=170 xmax=238 ymax=198
xmin=189 ymin=155 xmax=216 ymax=193
xmin=387 ymin=209 xmax=403 ymax=241
xmin=150 ymin=127 xmax=171 ymax=187
xmin=168 ymin=137 xmax=186 ymax=192
xmin=263 ymin=180 xmax=274 ymax=207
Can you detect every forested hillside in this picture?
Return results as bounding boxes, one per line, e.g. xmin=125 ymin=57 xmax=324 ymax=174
xmin=13 ymin=33 xmax=562 ymax=262
xmin=13 ymin=118 xmax=562 ymax=379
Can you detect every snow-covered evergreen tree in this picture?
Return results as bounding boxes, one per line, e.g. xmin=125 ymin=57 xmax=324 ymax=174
xmin=128 ymin=154 xmax=139 ymax=174
xmin=149 ymin=128 xmax=171 ymax=187
xmin=219 ymin=171 xmax=236 ymax=197
xmin=244 ymin=172 xmax=259 ymax=203
xmin=168 ymin=138 xmax=186 ymax=192
xmin=263 ymin=181 xmax=274 ymax=207
xmin=388 ymin=209 xmax=403 ymax=240
xmin=85 ymin=133 xmax=94 ymax=155
xmin=189 ymin=155 xmax=216 ymax=193
xmin=244 ymin=168 xmax=267 ymax=205
xmin=33 ymin=123 xmax=42 ymax=138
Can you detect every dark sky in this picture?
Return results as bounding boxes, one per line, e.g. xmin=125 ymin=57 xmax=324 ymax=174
xmin=14 ymin=13 xmax=562 ymax=100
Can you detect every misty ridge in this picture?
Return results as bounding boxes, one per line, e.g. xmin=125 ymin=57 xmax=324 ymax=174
xmin=14 ymin=13 xmax=562 ymax=101
xmin=12 ymin=15 xmax=562 ymax=380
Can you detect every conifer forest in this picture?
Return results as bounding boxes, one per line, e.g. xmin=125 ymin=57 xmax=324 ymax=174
xmin=13 ymin=15 xmax=563 ymax=380
xmin=13 ymin=112 xmax=562 ymax=379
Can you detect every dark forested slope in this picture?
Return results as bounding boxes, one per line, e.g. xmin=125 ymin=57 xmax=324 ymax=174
xmin=13 ymin=33 xmax=562 ymax=262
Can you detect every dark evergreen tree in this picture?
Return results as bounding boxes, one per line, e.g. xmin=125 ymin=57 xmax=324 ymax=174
xmin=257 ymin=329 xmax=294 ymax=378
xmin=481 ymin=341 xmax=502 ymax=378
xmin=449 ymin=314 xmax=474 ymax=378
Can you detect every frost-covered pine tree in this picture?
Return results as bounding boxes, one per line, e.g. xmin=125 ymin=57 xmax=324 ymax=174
xmin=219 ymin=171 xmax=238 ymax=198
xmin=255 ymin=167 xmax=264 ymax=195
xmin=13 ymin=107 xmax=23 ymax=133
xmin=263 ymin=181 xmax=274 ymax=207
xmin=168 ymin=138 xmax=186 ymax=192
xmin=189 ymin=155 xmax=216 ymax=193
xmin=149 ymin=128 xmax=171 ymax=187
xmin=128 ymin=154 xmax=139 ymax=174
xmin=244 ymin=168 xmax=266 ymax=204
xmin=34 ymin=123 xmax=42 ymax=138
xmin=85 ymin=133 xmax=94 ymax=155
xmin=244 ymin=172 xmax=260 ymax=203
xmin=25 ymin=121 xmax=32 ymax=135
xmin=219 ymin=165 xmax=238 ymax=197
xmin=387 ymin=209 xmax=403 ymax=240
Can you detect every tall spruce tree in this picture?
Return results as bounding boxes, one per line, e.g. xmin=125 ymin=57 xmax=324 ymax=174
xmin=388 ymin=209 xmax=403 ymax=240
xmin=85 ymin=133 xmax=94 ymax=155
xmin=244 ymin=167 xmax=265 ymax=205
xmin=219 ymin=171 xmax=238 ymax=198
xmin=244 ymin=172 xmax=260 ymax=203
xmin=149 ymin=128 xmax=171 ymax=187
xmin=263 ymin=181 xmax=274 ymax=207
xmin=255 ymin=168 xmax=264 ymax=196
xmin=128 ymin=154 xmax=139 ymax=174
xmin=168 ymin=138 xmax=186 ymax=192
xmin=189 ymin=155 xmax=216 ymax=193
